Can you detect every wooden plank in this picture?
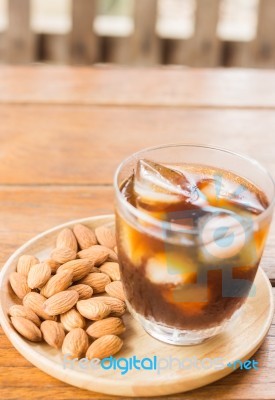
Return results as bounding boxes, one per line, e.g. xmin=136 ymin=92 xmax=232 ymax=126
xmin=103 ymin=36 xmax=131 ymax=64
xmin=168 ymin=0 xmax=221 ymax=67
xmin=0 ymin=287 xmax=274 ymax=399
xmin=0 ymin=380 xmax=111 ymax=400
xmin=189 ymin=0 xmax=221 ymax=67
xmin=2 ymin=67 xmax=275 ymax=108
xmin=0 ymin=31 xmax=7 ymax=61
xmin=131 ymin=0 xmax=161 ymax=65
xmin=70 ymin=0 xmax=98 ymax=64
xmin=41 ymin=34 xmax=70 ymax=64
xmin=6 ymin=0 xmax=36 ymax=64
xmin=1 ymin=105 xmax=275 ymax=185
xmin=0 ymin=186 xmax=114 ymax=268
xmin=222 ymin=41 xmax=253 ymax=68
xmin=165 ymin=39 xmax=193 ymax=66
xmin=252 ymin=0 xmax=275 ymax=68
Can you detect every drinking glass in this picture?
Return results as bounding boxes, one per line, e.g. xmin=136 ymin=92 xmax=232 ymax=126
xmin=114 ymin=145 xmax=275 ymax=345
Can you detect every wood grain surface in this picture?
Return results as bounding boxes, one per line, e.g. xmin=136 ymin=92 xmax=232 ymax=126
xmin=0 ymin=67 xmax=274 ymax=400
xmin=1 ymin=67 xmax=275 ymax=107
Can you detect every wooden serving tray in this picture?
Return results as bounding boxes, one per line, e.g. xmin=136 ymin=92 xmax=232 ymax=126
xmin=0 ymin=215 xmax=273 ymax=397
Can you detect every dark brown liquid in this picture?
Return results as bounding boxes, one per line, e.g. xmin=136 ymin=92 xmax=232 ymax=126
xmin=117 ymin=163 xmax=269 ymax=330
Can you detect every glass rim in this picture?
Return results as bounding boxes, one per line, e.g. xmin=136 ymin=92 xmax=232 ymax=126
xmin=114 ymin=143 xmax=275 ymax=234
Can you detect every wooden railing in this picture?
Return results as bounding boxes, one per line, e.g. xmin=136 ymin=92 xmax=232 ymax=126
xmin=0 ymin=0 xmax=275 ymax=67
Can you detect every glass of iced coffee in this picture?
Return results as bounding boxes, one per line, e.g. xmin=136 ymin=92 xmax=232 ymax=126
xmin=114 ymin=145 xmax=275 ymax=345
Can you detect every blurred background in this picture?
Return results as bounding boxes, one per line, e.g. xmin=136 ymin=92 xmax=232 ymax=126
xmin=0 ymin=0 xmax=274 ymax=68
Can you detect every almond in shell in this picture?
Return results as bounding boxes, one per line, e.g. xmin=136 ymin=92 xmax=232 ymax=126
xmin=56 ymin=228 xmax=78 ymax=252
xmin=27 ymin=262 xmax=51 ymax=289
xmin=11 ymin=316 xmax=42 ymax=342
xmin=60 ymin=308 xmax=86 ymax=331
xmin=67 ymin=284 xmax=93 ymax=300
xmin=79 ymin=272 xmax=111 ymax=293
xmin=107 ymin=247 xmax=118 ymax=262
xmin=94 ymin=296 xmax=126 ymax=317
xmin=78 ymin=245 xmax=109 ymax=266
xmin=43 ymin=290 xmax=79 ymax=316
xmin=51 ymin=247 xmax=76 ymax=264
xmin=23 ymin=292 xmax=57 ymax=321
xmin=41 ymin=320 xmax=65 ymax=349
xmin=77 ymin=298 xmax=111 ymax=320
xmin=73 ymin=224 xmax=97 ymax=250
xmin=95 ymin=225 xmax=116 ymax=249
xmin=99 ymin=262 xmax=120 ymax=281
xmin=105 ymin=281 xmax=125 ymax=301
xmin=44 ymin=259 xmax=61 ymax=274
xmin=17 ymin=255 xmax=39 ymax=276
xmin=86 ymin=335 xmax=123 ymax=360
xmin=62 ymin=328 xmax=89 ymax=358
xmin=40 ymin=270 xmax=73 ymax=298
xmin=86 ymin=317 xmax=125 ymax=339
xmin=9 ymin=272 xmax=31 ymax=299
xmin=8 ymin=305 xmax=41 ymax=327
xmin=57 ymin=259 xmax=93 ymax=282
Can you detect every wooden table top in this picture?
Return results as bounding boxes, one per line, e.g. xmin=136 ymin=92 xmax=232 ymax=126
xmin=0 ymin=66 xmax=274 ymax=400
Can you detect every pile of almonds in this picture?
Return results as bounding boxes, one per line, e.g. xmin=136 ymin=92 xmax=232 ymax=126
xmin=8 ymin=223 xmax=127 ymax=360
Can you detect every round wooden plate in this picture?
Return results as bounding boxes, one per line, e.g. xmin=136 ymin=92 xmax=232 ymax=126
xmin=0 ymin=215 xmax=273 ymax=397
